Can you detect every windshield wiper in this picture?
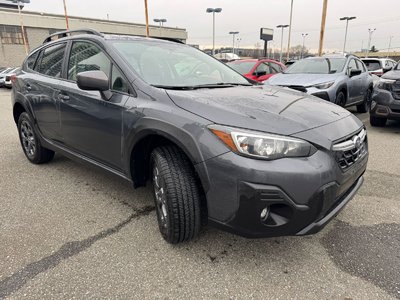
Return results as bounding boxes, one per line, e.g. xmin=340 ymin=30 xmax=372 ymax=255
xmin=152 ymin=82 xmax=252 ymax=90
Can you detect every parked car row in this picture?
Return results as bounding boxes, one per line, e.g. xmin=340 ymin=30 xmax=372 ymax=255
xmin=0 ymin=67 xmax=19 ymax=89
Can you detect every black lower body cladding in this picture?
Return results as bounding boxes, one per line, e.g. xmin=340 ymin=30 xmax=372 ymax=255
xmin=198 ymin=147 xmax=368 ymax=238
xmin=371 ymin=88 xmax=400 ymax=122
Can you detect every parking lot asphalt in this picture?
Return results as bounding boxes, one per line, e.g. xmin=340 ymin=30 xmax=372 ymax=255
xmin=0 ymin=89 xmax=399 ymax=300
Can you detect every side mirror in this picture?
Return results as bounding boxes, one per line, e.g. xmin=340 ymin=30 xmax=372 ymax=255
xmin=77 ymin=70 xmax=109 ymax=91
xmin=383 ymin=67 xmax=392 ymax=74
xmin=254 ymin=71 xmax=267 ymax=77
xmin=349 ymin=69 xmax=362 ymax=77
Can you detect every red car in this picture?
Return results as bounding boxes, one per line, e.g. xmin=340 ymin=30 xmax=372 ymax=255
xmin=227 ymin=59 xmax=286 ymax=82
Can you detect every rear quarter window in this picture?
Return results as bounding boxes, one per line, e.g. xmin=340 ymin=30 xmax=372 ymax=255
xmin=25 ymin=51 xmax=39 ymax=70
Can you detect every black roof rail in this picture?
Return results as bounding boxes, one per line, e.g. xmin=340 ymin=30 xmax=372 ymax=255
xmin=43 ymin=29 xmax=103 ymax=44
xmin=152 ymin=37 xmax=185 ymax=44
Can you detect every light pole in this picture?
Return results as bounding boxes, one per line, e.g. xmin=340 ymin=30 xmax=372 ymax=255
xmin=340 ymin=16 xmax=356 ymax=54
xmin=387 ymin=36 xmax=393 ymax=58
xmin=154 ymin=18 xmax=167 ymax=36
xmin=301 ymin=33 xmax=308 ymax=59
xmin=237 ymin=38 xmax=242 ymax=56
xmin=366 ymin=28 xmax=376 ymax=58
xmin=8 ymin=0 xmax=30 ymax=54
xmin=229 ymin=31 xmax=239 ymax=55
xmin=277 ymin=25 xmax=289 ymax=63
xmin=286 ymin=0 xmax=294 ymax=60
xmin=206 ymin=8 xmax=222 ymax=56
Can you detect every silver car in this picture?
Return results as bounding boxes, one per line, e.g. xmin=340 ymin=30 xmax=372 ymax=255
xmin=361 ymin=58 xmax=397 ymax=77
xmin=267 ymin=54 xmax=374 ymax=113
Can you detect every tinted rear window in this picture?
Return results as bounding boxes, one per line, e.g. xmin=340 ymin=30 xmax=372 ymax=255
xmin=37 ymin=43 xmax=66 ymax=77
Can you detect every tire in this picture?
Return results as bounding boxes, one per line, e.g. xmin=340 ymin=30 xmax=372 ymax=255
xmin=335 ymin=91 xmax=346 ymax=107
xmin=18 ymin=112 xmax=55 ymax=164
xmin=370 ymin=115 xmax=387 ymax=127
xmin=357 ymin=88 xmax=372 ymax=113
xmin=150 ymin=145 xmax=201 ymax=244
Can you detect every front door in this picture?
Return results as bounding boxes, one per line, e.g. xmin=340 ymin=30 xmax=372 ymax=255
xmin=59 ymin=41 xmax=129 ymax=171
xmin=347 ymin=59 xmax=362 ymax=104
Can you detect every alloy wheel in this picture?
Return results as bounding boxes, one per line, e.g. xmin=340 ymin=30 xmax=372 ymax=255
xmin=20 ymin=120 xmax=36 ymax=158
xmin=153 ymin=166 xmax=168 ymax=230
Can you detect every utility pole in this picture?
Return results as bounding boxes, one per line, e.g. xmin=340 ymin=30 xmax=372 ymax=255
xmin=366 ymin=28 xmax=376 ymax=58
xmin=318 ymin=0 xmax=328 ymax=56
xmin=16 ymin=0 xmax=29 ymax=55
xmin=301 ymin=33 xmax=308 ymax=59
xmin=286 ymin=0 xmax=294 ymax=60
xmin=340 ymin=16 xmax=356 ymax=54
xmin=387 ymin=36 xmax=393 ymax=58
xmin=144 ymin=0 xmax=150 ymax=37
xmin=63 ymin=0 xmax=69 ymax=30
xmin=229 ymin=31 xmax=239 ymax=55
xmin=277 ymin=25 xmax=289 ymax=63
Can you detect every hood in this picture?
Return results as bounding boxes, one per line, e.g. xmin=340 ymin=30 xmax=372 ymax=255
xmin=267 ymin=73 xmax=339 ymax=87
xmin=166 ymin=85 xmax=351 ymax=136
xmin=381 ymin=70 xmax=400 ymax=80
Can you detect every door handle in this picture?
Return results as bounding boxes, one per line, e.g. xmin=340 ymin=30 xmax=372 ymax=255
xmin=58 ymin=93 xmax=70 ymax=101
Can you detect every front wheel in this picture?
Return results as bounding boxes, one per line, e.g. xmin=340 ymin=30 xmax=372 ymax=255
xmin=335 ymin=91 xmax=346 ymax=107
xmin=18 ymin=112 xmax=55 ymax=164
xmin=370 ymin=115 xmax=387 ymax=127
xmin=150 ymin=145 xmax=201 ymax=244
xmin=357 ymin=89 xmax=372 ymax=113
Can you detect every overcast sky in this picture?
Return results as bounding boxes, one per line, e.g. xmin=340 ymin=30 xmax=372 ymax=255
xmin=26 ymin=0 xmax=400 ymax=52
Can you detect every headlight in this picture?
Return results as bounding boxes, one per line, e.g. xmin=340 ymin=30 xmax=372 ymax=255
xmin=209 ymin=125 xmax=316 ymax=160
xmin=377 ymin=78 xmax=396 ymax=90
xmin=311 ymin=81 xmax=335 ymax=89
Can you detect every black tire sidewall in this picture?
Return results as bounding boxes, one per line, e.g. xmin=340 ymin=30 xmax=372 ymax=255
xmin=335 ymin=91 xmax=346 ymax=107
xmin=150 ymin=152 xmax=172 ymax=240
xmin=18 ymin=112 xmax=40 ymax=163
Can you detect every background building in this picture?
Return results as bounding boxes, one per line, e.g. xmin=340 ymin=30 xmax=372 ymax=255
xmin=0 ymin=7 xmax=187 ymax=67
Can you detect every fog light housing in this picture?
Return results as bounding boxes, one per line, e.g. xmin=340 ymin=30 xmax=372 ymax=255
xmin=260 ymin=207 xmax=269 ymax=221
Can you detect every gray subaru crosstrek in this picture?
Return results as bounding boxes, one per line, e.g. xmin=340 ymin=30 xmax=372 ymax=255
xmin=267 ymin=55 xmax=374 ymax=113
xmin=12 ymin=30 xmax=368 ymax=244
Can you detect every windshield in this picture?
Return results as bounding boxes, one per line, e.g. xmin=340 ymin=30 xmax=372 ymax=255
xmin=285 ymin=58 xmax=346 ymax=74
xmin=362 ymin=60 xmax=382 ymax=71
xmin=112 ymin=40 xmax=249 ymax=88
xmin=227 ymin=61 xmax=256 ymax=75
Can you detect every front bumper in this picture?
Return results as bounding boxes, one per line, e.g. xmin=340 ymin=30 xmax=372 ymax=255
xmin=371 ymin=88 xmax=400 ymax=120
xmin=199 ymin=147 xmax=368 ymax=238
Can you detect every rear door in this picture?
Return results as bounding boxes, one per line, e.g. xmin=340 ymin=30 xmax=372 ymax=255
xmin=25 ymin=42 xmax=67 ymax=142
xmin=59 ymin=40 xmax=129 ymax=171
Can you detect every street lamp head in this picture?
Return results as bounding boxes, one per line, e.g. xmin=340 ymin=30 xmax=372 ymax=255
xmin=229 ymin=31 xmax=239 ymax=35
xmin=340 ymin=16 xmax=356 ymax=21
xmin=153 ymin=18 xmax=160 ymax=22
xmin=160 ymin=19 xmax=167 ymax=23
xmin=277 ymin=24 xmax=289 ymax=29
xmin=302 ymin=33 xmax=308 ymax=37
xmin=206 ymin=7 xmax=222 ymax=13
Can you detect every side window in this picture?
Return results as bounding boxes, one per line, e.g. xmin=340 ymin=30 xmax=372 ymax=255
xmin=348 ymin=59 xmax=358 ymax=71
xmin=37 ymin=43 xmax=66 ymax=77
xmin=357 ymin=60 xmax=366 ymax=72
xmin=26 ymin=51 xmax=39 ymax=70
xmin=111 ymin=65 xmax=129 ymax=94
xmin=255 ymin=63 xmax=270 ymax=74
xmin=68 ymin=41 xmax=111 ymax=82
xmin=269 ymin=62 xmax=282 ymax=74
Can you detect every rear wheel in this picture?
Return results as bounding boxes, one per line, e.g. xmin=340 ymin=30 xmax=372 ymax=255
xmin=150 ymin=145 xmax=201 ymax=244
xmin=370 ymin=115 xmax=387 ymax=127
xmin=335 ymin=91 xmax=346 ymax=107
xmin=357 ymin=88 xmax=372 ymax=113
xmin=18 ymin=112 xmax=55 ymax=164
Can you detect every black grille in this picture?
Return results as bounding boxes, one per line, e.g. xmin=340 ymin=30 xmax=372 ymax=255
xmin=391 ymin=80 xmax=400 ymax=100
xmin=333 ymin=131 xmax=368 ymax=171
xmin=288 ymin=85 xmax=307 ymax=93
